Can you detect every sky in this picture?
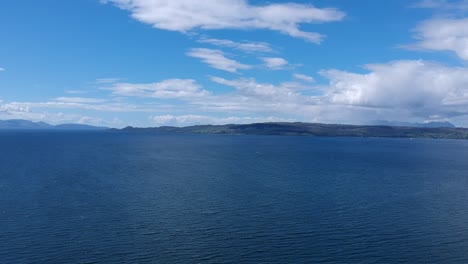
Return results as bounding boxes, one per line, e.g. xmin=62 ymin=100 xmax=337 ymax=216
xmin=1 ymin=0 xmax=468 ymax=127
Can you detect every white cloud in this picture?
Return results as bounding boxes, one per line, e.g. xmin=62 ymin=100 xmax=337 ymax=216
xmin=65 ymin=90 xmax=88 ymax=94
xmin=1 ymin=97 xmax=172 ymax=127
xmin=149 ymin=114 xmax=289 ymax=126
xmin=7 ymin=59 xmax=468 ymax=127
xmin=187 ymin=48 xmax=251 ymax=72
xmin=77 ymin=116 xmax=123 ymax=126
xmin=413 ymin=0 xmax=468 ymax=11
xmin=261 ymin=57 xmax=289 ymax=70
xmin=320 ymin=60 xmax=468 ymax=120
xmin=104 ymin=0 xmax=345 ymax=43
xmin=0 ymin=100 xmax=117 ymax=126
xmin=211 ymin=76 xmax=304 ymax=102
xmin=94 ymin=78 xmax=124 ymax=84
xmin=0 ymin=102 xmax=31 ymax=114
xmin=199 ymin=37 xmax=274 ymax=53
xmin=103 ymin=78 xmax=210 ymax=99
xmin=54 ymin=97 xmax=108 ymax=104
xmin=0 ymin=68 xmax=4 ymax=71
xmin=408 ymin=18 xmax=468 ymax=60
xmin=3 ymin=100 xmax=165 ymax=113
xmin=293 ymin=73 xmax=315 ymax=83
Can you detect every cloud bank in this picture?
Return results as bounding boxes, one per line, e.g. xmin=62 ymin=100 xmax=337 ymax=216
xmin=320 ymin=60 xmax=468 ymax=120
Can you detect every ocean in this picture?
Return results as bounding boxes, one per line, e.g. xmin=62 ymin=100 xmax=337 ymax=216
xmin=1 ymin=131 xmax=468 ymax=263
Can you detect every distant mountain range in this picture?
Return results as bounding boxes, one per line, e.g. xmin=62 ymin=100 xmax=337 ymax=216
xmin=115 ymin=122 xmax=468 ymax=140
xmin=0 ymin=119 xmax=107 ymax=130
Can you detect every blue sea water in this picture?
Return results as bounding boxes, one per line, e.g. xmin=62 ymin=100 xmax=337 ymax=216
xmin=1 ymin=131 xmax=468 ymax=263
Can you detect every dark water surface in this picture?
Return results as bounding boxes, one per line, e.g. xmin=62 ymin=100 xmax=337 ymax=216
xmin=1 ymin=131 xmax=468 ymax=263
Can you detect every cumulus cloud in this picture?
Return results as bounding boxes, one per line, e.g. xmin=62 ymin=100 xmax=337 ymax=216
xmin=293 ymin=73 xmax=315 ymax=83
xmin=199 ymin=37 xmax=274 ymax=53
xmin=103 ymin=78 xmax=210 ymax=99
xmin=261 ymin=57 xmax=289 ymax=70
xmin=149 ymin=114 xmax=289 ymax=126
xmin=190 ymin=69 xmax=468 ymax=125
xmin=320 ymin=60 xmax=468 ymax=120
xmin=104 ymin=0 xmax=345 ymax=43
xmin=408 ymin=18 xmax=468 ymax=60
xmin=187 ymin=48 xmax=251 ymax=72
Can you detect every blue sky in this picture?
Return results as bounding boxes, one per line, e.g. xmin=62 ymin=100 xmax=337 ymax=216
xmin=1 ymin=0 xmax=468 ymax=127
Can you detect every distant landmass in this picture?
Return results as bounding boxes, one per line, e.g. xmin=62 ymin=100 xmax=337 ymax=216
xmin=3 ymin=119 xmax=468 ymax=139
xmin=115 ymin=122 xmax=468 ymax=140
xmin=0 ymin=119 xmax=107 ymax=130
xmin=368 ymin=120 xmax=456 ymax=128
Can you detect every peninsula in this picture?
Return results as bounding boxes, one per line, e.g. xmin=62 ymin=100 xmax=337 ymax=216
xmin=115 ymin=122 xmax=468 ymax=140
